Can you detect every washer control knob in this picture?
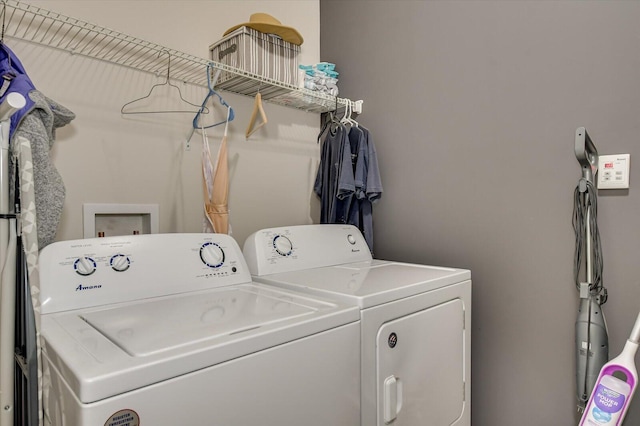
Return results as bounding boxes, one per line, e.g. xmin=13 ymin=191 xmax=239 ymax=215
xmin=273 ymin=235 xmax=293 ymax=256
xmin=347 ymin=234 xmax=357 ymax=245
xmin=110 ymin=254 xmax=131 ymax=272
xmin=74 ymin=257 xmax=97 ymax=276
xmin=200 ymin=242 xmax=225 ymax=268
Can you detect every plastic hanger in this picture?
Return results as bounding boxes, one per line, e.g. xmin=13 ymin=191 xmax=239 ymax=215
xmin=121 ymin=50 xmax=204 ymax=114
xmin=185 ymin=63 xmax=235 ymax=149
xmin=317 ymin=97 xmax=341 ymax=143
xmin=340 ymin=100 xmax=358 ymax=127
xmin=192 ymin=63 xmax=235 ymax=129
xmin=245 ymin=87 xmax=267 ymax=139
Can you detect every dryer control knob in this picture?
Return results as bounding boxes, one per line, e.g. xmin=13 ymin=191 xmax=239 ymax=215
xmin=74 ymin=257 xmax=97 ymax=276
xmin=200 ymin=242 xmax=225 ymax=268
xmin=273 ymin=235 xmax=293 ymax=256
xmin=110 ymin=254 xmax=131 ymax=272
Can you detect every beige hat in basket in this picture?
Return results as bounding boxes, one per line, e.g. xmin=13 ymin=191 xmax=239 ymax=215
xmin=223 ymin=13 xmax=304 ymax=46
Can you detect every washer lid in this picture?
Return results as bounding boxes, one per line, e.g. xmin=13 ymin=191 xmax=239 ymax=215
xmin=254 ymin=260 xmax=471 ymax=309
xmin=82 ymin=285 xmax=313 ymax=356
xmin=41 ymin=283 xmax=358 ymax=403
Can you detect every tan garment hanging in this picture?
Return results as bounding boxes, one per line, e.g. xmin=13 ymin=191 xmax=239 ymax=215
xmin=202 ymin=106 xmax=231 ymax=234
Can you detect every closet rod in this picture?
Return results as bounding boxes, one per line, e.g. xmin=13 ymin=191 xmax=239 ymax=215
xmin=0 ymin=0 xmax=359 ymax=114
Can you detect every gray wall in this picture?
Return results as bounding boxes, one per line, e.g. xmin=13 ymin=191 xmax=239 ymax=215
xmin=320 ymin=1 xmax=640 ymax=424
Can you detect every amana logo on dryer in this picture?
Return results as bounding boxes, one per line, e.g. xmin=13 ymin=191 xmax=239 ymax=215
xmin=75 ymin=284 xmax=102 ymax=291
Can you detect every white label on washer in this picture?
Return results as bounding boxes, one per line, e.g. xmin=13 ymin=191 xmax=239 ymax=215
xmin=104 ymin=409 xmax=140 ymax=426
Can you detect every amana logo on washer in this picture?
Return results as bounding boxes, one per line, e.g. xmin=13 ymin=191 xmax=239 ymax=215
xmin=75 ymin=284 xmax=102 ymax=291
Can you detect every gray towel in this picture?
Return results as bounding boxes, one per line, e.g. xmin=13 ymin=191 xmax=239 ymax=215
xmin=13 ymin=90 xmax=75 ymax=248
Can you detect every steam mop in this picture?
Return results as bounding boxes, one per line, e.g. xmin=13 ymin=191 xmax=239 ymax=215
xmin=574 ymin=127 xmax=609 ymax=413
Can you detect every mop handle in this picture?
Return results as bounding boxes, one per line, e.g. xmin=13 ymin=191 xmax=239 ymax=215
xmin=629 ymin=312 xmax=640 ymax=344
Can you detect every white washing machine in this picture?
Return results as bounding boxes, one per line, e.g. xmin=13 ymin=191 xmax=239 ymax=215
xmin=38 ymin=233 xmax=360 ymax=426
xmin=243 ymin=224 xmax=471 ymax=426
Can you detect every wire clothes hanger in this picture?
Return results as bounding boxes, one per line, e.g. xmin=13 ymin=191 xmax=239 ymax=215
xmin=121 ymin=50 xmax=204 ymax=114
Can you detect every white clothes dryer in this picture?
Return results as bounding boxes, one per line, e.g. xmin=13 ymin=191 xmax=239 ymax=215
xmin=244 ymin=224 xmax=471 ymax=426
xmin=38 ymin=233 xmax=360 ymax=426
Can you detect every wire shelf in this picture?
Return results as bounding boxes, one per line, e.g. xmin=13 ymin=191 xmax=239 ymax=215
xmin=0 ymin=0 xmax=353 ymax=114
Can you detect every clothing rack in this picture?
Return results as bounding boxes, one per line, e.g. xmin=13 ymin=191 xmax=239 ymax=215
xmin=0 ymin=0 xmax=360 ymax=114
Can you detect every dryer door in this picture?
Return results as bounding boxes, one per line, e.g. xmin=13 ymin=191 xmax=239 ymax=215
xmin=376 ymin=299 xmax=465 ymax=425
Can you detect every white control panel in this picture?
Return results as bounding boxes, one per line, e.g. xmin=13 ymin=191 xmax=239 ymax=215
xmin=598 ymin=154 xmax=630 ymax=189
xmin=243 ymin=225 xmax=372 ymax=276
xmin=39 ymin=233 xmax=252 ymax=314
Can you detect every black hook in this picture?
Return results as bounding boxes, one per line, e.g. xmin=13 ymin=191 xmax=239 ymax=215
xmin=1 ymin=0 xmax=7 ymax=45
xmin=158 ymin=50 xmax=171 ymax=82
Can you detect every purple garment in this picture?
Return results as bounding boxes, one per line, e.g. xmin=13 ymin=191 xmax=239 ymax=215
xmin=0 ymin=44 xmax=36 ymax=137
